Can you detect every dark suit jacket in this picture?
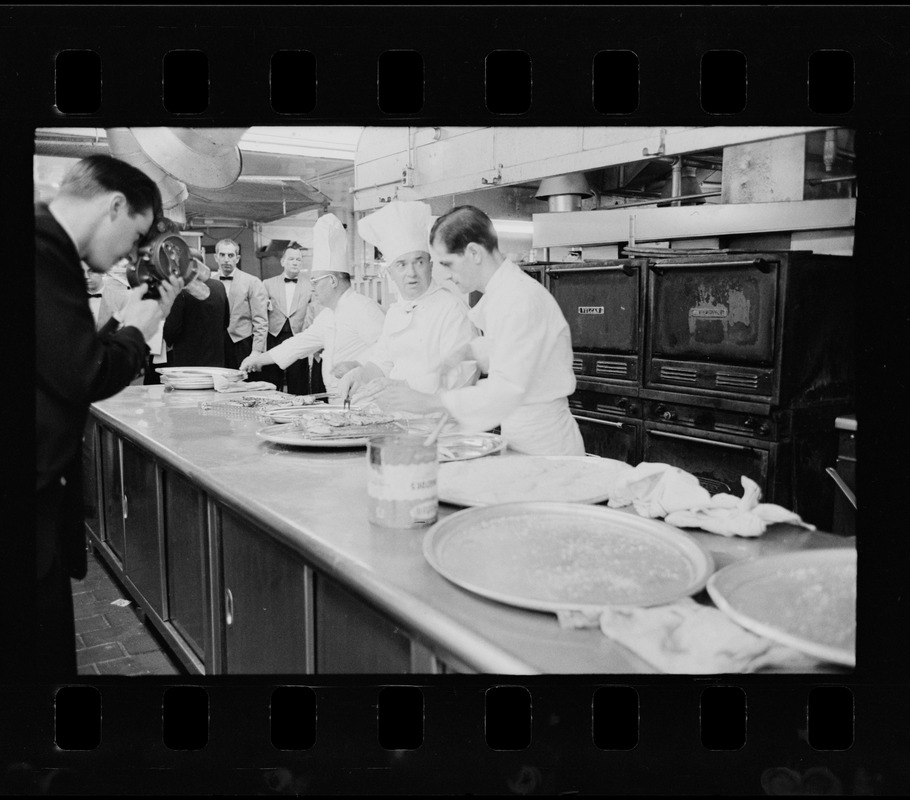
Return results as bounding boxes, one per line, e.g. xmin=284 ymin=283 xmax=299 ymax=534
xmin=163 ymin=278 xmax=231 ymax=367
xmin=36 ymin=203 xmax=148 ymax=580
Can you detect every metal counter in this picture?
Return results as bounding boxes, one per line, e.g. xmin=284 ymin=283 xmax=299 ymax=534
xmin=92 ymin=385 xmax=853 ymax=674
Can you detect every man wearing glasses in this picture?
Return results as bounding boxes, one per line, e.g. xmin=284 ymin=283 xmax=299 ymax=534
xmin=239 ymin=214 xmax=384 ymax=395
xmin=214 ymin=238 xmax=269 ymax=372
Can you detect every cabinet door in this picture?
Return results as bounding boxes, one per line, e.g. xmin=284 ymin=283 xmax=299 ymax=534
xmin=314 ymin=574 xmax=411 ymax=674
xmin=81 ymin=418 xmax=101 ymax=542
xmin=98 ymin=427 xmax=125 ymax=564
xmin=121 ymin=439 xmax=164 ymax=616
xmin=220 ymin=508 xmax=313 ymax=674
xmin=163 ymin=471 xmax=208 ymax=663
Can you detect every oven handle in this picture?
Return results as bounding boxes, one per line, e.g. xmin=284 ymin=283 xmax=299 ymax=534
xmin=649 ymin=429 xmax=750 ymax=450
xmin=573 ymin=414 xmax=630 ymax=430
xmin=649 ymin=258 xmax=773 ymax=275
xmin=825 ymin=467 xmax=857 ymax=510
xmin=547 ymin=263 xmax=640 ymax=276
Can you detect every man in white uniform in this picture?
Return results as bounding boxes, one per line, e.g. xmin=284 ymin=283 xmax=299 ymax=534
xmin=368 ymin=205 xmax=585 ymax=456
xmin=337 ymin=200 xmax=477 ymax=402
xmin=240 ymin=213 xmax=385 ymax=395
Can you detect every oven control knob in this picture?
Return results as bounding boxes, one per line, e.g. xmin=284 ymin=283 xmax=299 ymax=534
xmin=655 ymin=405 xmax=677 ymax=421
xmin=757 ymin=422 xmax=770 ymax=437
xmin=618 ymin=399 xmax=639 ymax=416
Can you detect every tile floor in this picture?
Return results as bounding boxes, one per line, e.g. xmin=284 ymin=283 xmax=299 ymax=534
xmin=72 ymin=548 xmax=184 ymax=676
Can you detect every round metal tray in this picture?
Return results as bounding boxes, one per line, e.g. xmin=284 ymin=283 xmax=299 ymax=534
xmin=256 ymin=422 xmax=371 ymax=448
xmin=706 ymin=549 xmax=856 ymax=667
xmin=437 ymin=455 xmax=629 ymax=506
xmin=423 ymin=502 xmax=715 ymax=612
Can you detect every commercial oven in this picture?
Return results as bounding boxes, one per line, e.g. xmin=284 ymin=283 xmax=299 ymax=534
xmin=644 ymin=252 xmax=855 ymax=406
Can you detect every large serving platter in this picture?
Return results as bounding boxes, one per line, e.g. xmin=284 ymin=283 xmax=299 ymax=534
xmin=423 ymin=502 xmax=715 ymax=612
xmin=706 ymin=549 xmax=856 ymax=667
xmin=436 ymin=432 xmax=507 ymax=462
xmin=263 ymin=403 xmax=347 ymax=422
xmin=256 ymin=421 xmax=374 ymax=448
xmin=437 ymin=455 xmax=628 ymax=506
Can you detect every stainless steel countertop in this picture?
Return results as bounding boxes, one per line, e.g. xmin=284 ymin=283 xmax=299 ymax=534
xmin=93 ymin=385 xmax=854 ymax=674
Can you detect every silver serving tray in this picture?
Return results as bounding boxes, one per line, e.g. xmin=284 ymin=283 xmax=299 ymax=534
xmin=423 ymin=502 xmax=715 ymax=612
xmin=706 ymin=549 xmax=856 ymax=667
xmin=437 ymin=455 xmax=629 ymax=506
xmin=436 ymin=432 xmax=507 ymax=462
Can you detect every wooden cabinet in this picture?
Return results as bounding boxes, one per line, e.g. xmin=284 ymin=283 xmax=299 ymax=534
xmin=218 ymin=509 xmax=314 ymax=674
xmin=98 ymin=426 xmax=125 ymax=564
xmin=314 ymin=574 xmax=413 ymax=674
xmin=163 ymin=470 xmax=209 ymax=666
xmin=120 ymin=439 xmax=164 ymax=617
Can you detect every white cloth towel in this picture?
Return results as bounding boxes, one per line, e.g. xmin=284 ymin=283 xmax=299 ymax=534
xmin=604 ymin=463 xmax=815 ymax=538
xmin=213 ymin=374 xmax=276 ymax=393
xmin=556 ymin=600 xmax=821 ymax=673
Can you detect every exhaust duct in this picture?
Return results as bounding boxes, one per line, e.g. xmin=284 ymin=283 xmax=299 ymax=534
xmin=534 ymin=172 xmax=595 ymax=212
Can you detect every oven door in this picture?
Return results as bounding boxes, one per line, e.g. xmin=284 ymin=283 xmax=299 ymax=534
xmin=574 ymin=414 xmax=641 ymax=465
xmin=643 ymin=423 xmax=770 ymax=498
xmin=646 ymin=256 xmax=780 ymax=399
xmin=548 ymin=261 xmax=644 ymax=385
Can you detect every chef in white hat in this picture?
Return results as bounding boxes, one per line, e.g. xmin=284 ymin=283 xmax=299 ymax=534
xmin=337 ymin=200 xmax=478 ymax=404
xmin=239 ymin=213 xmax=385 ymax=394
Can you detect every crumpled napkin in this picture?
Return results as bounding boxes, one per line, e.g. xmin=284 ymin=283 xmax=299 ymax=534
xmin=604 ymin=463 xmax=814 ymax=538
xmin=664 ymin=475 xmax=815 ymax=538
xmin=213 ymin=374 xmax=276 ymax=393
xmin=556 ymin=600 xmax=821 ymax=674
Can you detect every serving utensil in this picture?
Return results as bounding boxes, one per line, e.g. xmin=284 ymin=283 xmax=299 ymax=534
xmin=423 ymin=413 xmax=450 ymax=447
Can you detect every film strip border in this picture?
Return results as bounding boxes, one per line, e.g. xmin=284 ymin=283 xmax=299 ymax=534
xmin=5 ymin=3 xmax=910 ymax=795
xmin=6 ymin=682 xmax=890 ymax=794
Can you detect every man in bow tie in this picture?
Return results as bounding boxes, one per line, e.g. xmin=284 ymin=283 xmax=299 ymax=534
xmin=215 ymin=238 xmax=269 ymax=372
xmin=259 ymin=245 xmax=317 ymax=394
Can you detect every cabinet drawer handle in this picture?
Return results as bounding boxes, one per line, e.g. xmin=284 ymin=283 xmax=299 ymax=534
xmin=225 ymin=589 xmax=234 ymax=626
xmin=826 ymin=467 xmax=857 ymax=510
xmin=574 ymin=415 xmax=625 ymax=429
xmin=122 ymin=495 xmax=128 ymax=520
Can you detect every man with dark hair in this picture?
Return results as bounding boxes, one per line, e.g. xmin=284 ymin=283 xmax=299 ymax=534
xmin=369 ymin=205 xmax=585 ymax=456
xmin=36 ymin=154 xmax=184 ymax=677
xmin=214 ymin=238 xmax=269 ymax=372
xmin=259 ymin=245 xmax=316 ymax=394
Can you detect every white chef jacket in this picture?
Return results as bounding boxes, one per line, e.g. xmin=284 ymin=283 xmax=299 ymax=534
xmin=268 ymin=287 xmax=385 ymax=393
xmin=440 ymin=259 xmax=585 ymax=456
xmin=362 ymin=281 xmax=478 ymax=394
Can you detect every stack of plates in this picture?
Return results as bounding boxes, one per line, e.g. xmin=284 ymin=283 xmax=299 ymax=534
xmin=156 ymin=367 xmax=244 ymax=390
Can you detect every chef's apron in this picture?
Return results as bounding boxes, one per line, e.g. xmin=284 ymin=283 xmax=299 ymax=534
xmin=501 ymin=398 xmax=585 ymax=456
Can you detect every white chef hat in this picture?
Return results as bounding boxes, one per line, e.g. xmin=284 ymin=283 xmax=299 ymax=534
xmin=312 ymin=213 xmax=351 ymax=274
xmin=358 ymin=200 xmax=432 ymax=266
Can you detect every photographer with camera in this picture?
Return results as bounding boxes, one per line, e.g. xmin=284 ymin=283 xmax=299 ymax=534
xmin=35 ymin=155 xmax=184 ymax=678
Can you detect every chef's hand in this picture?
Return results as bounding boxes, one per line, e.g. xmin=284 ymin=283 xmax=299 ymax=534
xmin=332 ymin=360 xmax=360 ymax=379
xmin=239 ymin=353 xmax=263 ymax=374
xmin=336 ymin=366 xmax=364 ymax=405
xmin=369 ymin=384 xmax=446 ymax=416
xmin=352 ymin=377 xmax=406 ymax=406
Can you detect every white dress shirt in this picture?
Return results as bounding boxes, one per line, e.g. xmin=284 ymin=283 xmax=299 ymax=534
xmin=362 ymin=281 xmax=478 ymax=394
xmin=440 ymin=259 xmax=585 ymax=456
xmin=268 ymin=287 xmax=385 ymax=393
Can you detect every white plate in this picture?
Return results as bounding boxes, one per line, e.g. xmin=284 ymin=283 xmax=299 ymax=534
xmin=438 ymin=455 xmax=629 ymax=506
xmin=162 ymin=378 xmax=215 ymax=390
xmin=436 ymin=432 xmax=507 ymax=462
xmin=156 ymin=366 xmax=243 ymax=378
xmin=706 ymin=549 xmax=856 ymax=667
xmin=256 ymin=421 xmax=372 ymax=448
xmin=423 ymin=502 xmax=715 ymax=612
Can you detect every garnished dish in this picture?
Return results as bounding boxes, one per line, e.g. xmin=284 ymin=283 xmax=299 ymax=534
xmin=423 ymin=502 xmax=714 ymax=611
xmin=256 ymin=405 xmax=407 ymax=447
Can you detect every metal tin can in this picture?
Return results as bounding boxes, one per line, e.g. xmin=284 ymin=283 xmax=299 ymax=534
xmin=366 ymin=434 xmax=439 ymax=528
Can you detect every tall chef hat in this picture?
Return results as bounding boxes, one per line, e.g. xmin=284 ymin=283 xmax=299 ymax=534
xmin=358 ymin=200 xmax=432 ymax=266
xmin=312 ymin=213 xmax=351 ymax=274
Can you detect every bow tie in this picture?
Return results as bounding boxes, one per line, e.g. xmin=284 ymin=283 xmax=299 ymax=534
xmin=284 ymin=278 xmax=298 ymax=283
xmin=88 ymin=293 xmax=103 ymax=298
xmin=219 ymin=276 xmax=233 ymax=281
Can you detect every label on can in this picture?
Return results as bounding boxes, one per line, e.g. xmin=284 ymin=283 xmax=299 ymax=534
xmin=367 ymin=462 xmax=439 ymax=527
